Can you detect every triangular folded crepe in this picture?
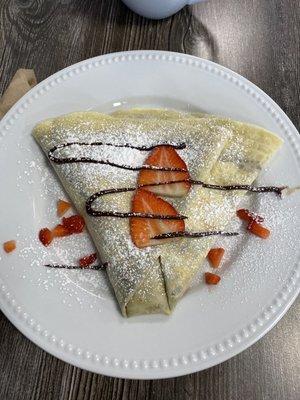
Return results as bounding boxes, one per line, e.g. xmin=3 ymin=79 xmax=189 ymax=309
xmin=33 ymin=110 xmax=282 ymax=316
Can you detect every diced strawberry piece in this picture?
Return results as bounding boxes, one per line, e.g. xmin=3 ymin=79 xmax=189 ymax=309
xmin=205 ymin=272 xmax=221 ymax=285
xmin=62 ymin=215 xmax=85 ymax=234
xmin=130 ymin=189 xmax=185 ymax=248
xmin=207 ymin=248 xmax=225 ymax=268
xmin=39 ymin=228 xmax=53 ymax=247
xmin=237 ymin=209 xmax=264 ymax=223
xmin=52 ymin=224 xmax=71 ymax=238
xmin=79 ymin=253 xmax=97 ymax=267
xmin=138 ymin=146 xmax=191 ymax=197
xmin=236 ymin=209 xmax=252 ymax=222
xmin=3 ymin=240 xmax=16 ymax=253
xmin=57 ymin=199 xmax=71 ymax=217
xmin=247 ymin=220 xmax=270 ymax=239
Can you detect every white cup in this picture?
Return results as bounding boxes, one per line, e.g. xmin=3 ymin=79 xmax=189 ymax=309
xmin=122 ymin=0 xmax=204 ymax=20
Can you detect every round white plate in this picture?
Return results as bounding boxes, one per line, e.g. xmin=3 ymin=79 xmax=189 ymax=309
xmin=0 ymin=51 xmax=299 ymax=379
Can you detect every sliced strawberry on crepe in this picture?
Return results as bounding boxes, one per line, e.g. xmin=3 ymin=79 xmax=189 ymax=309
xmin=138 ymin=145 xmax=191 ymax=197
xmin=130 ymin=189 xmax=185 ymax=248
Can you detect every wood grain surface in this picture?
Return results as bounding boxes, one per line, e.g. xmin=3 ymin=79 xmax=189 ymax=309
xmin=0 ymin=1 xmax=299 ymax=399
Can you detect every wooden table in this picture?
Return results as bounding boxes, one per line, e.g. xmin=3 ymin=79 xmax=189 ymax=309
xmin=0 ymin=1 xmax=299 ymax=399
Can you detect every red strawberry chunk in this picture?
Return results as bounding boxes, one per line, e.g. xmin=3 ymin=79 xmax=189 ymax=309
xmin=79 ymin=253 xmax=97 ymax=267
xmin=237 ymin=209 xmax=269 ymax=239
xmin=52 ymin=224 xmax=71 ymax=238
xmin=130 ymin=189 xmax=185 ymax=248
xmin=62 ymin=215 xmax=85 ymax=234
xmin=205 ymin=272 xmax=221 ymax=285
xmin=237 ymin=209 xmax=264 ymax=223
xmin=247 ymin=220 xmax=270 ymax=239
xmin=138 ymin=145 xmax=191 ymax=197
xmin=39 ymin=228 xmax=53 ymax=247
xmin=3 ymin=240 xmax=16 ymax=253
xmin=207 ymin=248 xmax=225 ymax=268
xmin=57 ymin=199 xmax=71 ymax=217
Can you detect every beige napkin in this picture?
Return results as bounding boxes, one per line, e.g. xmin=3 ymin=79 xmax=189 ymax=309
xmin=0 ymin=69 xmax=37 ymax=118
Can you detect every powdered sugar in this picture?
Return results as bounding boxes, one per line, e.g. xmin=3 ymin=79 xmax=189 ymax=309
xmin=28 ymin=109 xmax=293 ymax=315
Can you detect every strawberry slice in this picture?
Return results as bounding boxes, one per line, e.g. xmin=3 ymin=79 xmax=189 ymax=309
xmin=207 ymin=248 xmax=225 ymax=268
xmin=79 ymin=253 xmax=97 ymax=267
xmin=57 ymin=199 xmax=71 ymax=217
xmin=3 ymin=240 xmax=16 ymax=253
xmin=205 ymin=272 xmax=221 ymax=285
xmin=130 ymin=189 xmax=185 ymax=248
xmin=138 ymin=146 xmax=191 ymax=197
xmin=39 ymin=228 xmax=53 ymax=247
xmin=247 ymin=220 xmax=270 ymax=239
xmin=52 ymin=224 xmax=71 ymax=238
xmin=62 ymin=215 xmax=85 ymax=234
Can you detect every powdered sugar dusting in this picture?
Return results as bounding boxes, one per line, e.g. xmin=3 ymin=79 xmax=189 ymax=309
xmin=188 ymin=175 xmax=299 ymax=310
xmin=8 ymin=133 xmax=112 ymax=309
xmin=33 ymin=113 xmax=235 ymax=309
xmin=27 ymin=109 xmax=296 ymax=315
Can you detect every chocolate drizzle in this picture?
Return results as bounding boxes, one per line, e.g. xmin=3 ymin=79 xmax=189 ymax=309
xmin=48 ymin=141 xmax=187 ymax=172
xmin=190 ymin=180 xmax=286 ymax=196
xmin=45 ymin=263 xmax=108 ymax=270
xmin=85 ymin=180 xmax=285 ymax=220
xmin=152 ymin=231 xmax=239 ymax=240
xmin=48 ymin=140 xmax=285 ymax=223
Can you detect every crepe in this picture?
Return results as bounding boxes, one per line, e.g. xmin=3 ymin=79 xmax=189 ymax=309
xmin=33 ymin=110 xmax=282 ymax=316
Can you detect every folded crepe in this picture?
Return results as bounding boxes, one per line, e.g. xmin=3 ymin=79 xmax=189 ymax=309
xmin=33 ymin=110 xmax=282 ymax=316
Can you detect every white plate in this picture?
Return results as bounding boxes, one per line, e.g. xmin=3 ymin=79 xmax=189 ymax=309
xmin=0 ymin=51 xmax=299 ymax=379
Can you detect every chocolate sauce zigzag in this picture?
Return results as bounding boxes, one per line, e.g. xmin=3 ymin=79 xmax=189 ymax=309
xmin=85 ymin=180 xmax=284 ymax=220
xmin=190 ymin=180 xmax=286 ymax=196
xmin=48 ymin=141 xmax=187 ymax=172
xmin=152 ymin=231 xmax=239 ymax=240
xmin=45 ymin=263 xmax=108 ymax=270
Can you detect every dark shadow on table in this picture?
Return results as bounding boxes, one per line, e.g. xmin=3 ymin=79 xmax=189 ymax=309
xmin=70 ymin=0 xmax=219 ymax=63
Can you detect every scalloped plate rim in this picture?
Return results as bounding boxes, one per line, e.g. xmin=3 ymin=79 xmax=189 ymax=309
xmin=0 ymin=50 xmax=299 ymax=379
